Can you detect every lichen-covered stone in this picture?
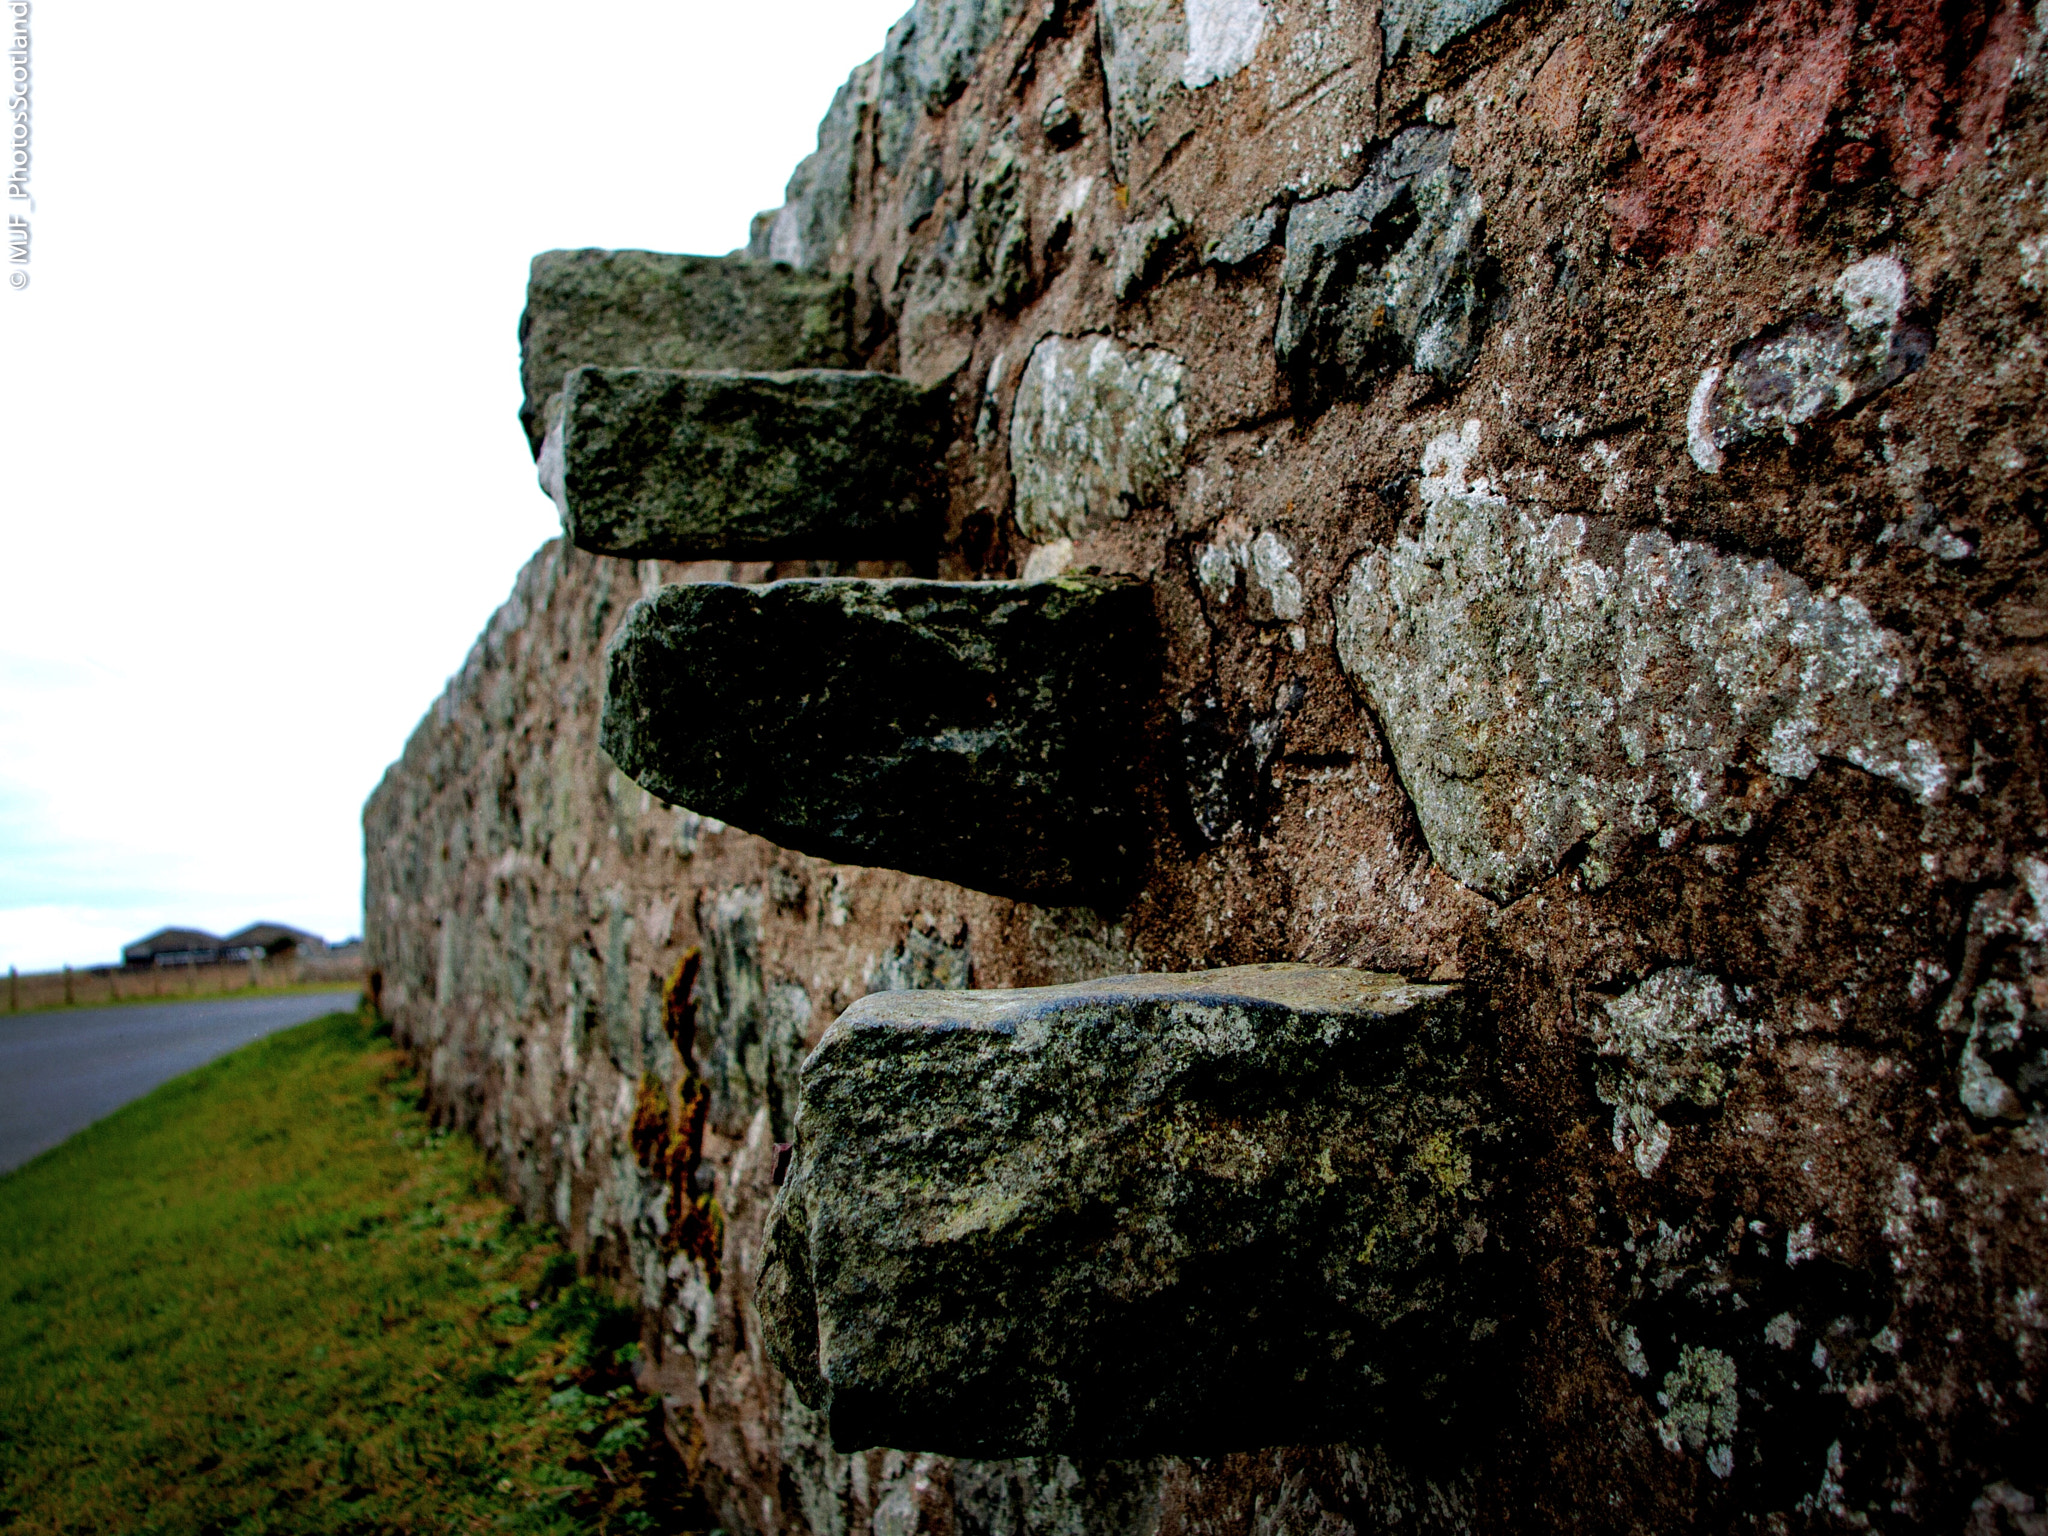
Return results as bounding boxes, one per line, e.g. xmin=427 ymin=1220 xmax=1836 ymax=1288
xmin=1938 ymin=859 xmax=2048 ymax=1123
xmin=1335 ymin=422 xmax=1948 ymax=900
xmin=1184 ymin=0 xmax=1271 ymax=87
xmin=1112 ymin=202 xmax=1187 ymax=300
xmin=1591 ymin=969 xmax=1758 ymax=1178
xmin=601 ymin=576 xmax=1153 ymax=903
xmin=1276 ymin=127 xmax=1490 ymax=403
xmin=758 ymin=964 xmax=1496 ymax=1458
xmin=544 ymin=367 xmax=947 ymax=561
xmin=752 ymin=0 xmax=1021 ymax=270
xmin=876 ymin=0 xmax=1025 ymax=168
xmin=1008 ymin=334 xmax=1189 ymax=542
xmin=1098 ymin=0 xmax=1190 ymax=159
xmin=696 ymin=886 xmax=812 ymax=1140
xmin=1379 ymin=0 xmax=1522 ymax=59
xmin=1205 ymin=204 xmax=1282 ymax=267
xmin=518 ymin=249 xmax=854 ymax=454
xmin=1687 ymin=255 xmax=1933 ymax=474
xmin=1098 ymin=0 xmax=1269 ymax=167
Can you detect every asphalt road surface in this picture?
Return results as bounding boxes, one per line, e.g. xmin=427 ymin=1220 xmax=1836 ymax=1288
xmin=0 ymin=991 xmax=361 ymax=1174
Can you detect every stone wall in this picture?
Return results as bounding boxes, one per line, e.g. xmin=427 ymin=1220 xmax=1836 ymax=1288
xmin=365 ymin=0 xmax=2048 ymax=1529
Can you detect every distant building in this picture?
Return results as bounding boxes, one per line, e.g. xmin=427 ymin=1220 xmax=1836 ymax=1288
xmin=221 ymin=923 xmax=328 ymax=961
xmin=122 ymin=928 xmax=227 ymax=968
xmin=121 ymin=923 xmax=330 ymax=968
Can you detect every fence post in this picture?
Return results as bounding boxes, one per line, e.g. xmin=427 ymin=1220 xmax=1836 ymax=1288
xmin=8 ymin=965 xmax=15 ymax=1013
xmin=63 ymin=964 xmax=73 ymax=1006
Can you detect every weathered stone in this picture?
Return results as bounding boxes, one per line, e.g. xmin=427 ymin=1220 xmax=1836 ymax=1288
xmin=758 ymin=964 xmax=1497 ymax=1458
xmin=1184 ymin=0 xmax=1271 ymax=87
xmin=1098 ymin=0 xmax=1189 ymax=161
xmin=518 ymin=249 xmax=854 ymax=453
xmin=1008 ymin=334 xmax=1189 ymax=542
xmin=1379 ymin=0 xmax=1522 ymax=59
xmin=1687 ymin=255 xmax=1933 ymax=474
xmin=1195 ymin=521 xmax=1304 ymax=624
xmin=601 ymin=577 xmax=1153 ymax=903
xmin=1335 ymin=422 xmax=1948 ymax=900
xmin=370 ymin=0 xmax=2048 ymax=1520
xmin=1112 ymin=202 xmax=1187 ymax=300
xmin=750 ymin=0 xmax=1021 ymax=271
xmin=1590 ymin=969 xmax=1758 ymax=1178
xmin=1938 ymin=860 xmax=2048 ymax=1124
xmin=543 ymin=367 xmax=947 ymax=561
xmin=697 ymin=885 xmax=813 ymax=1140
xmin=1277 ymin=127 xmax=1490 ymax=403
xmin=1099 ymin=0 xmax=1271 ymax=167
xmin=1608 ymin=0 xmax=2024 ymax=258
xmin=876 ymin=0 xmax=1025 ymax=169
xmin=1204 ymin=204 xmax=1283 ymax=267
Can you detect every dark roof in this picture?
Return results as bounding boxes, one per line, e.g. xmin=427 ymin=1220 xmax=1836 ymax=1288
xmin=223 ymin=922 xmax=323 ymax=950
xmin=123 ymin=928 xmax=225 ymax=959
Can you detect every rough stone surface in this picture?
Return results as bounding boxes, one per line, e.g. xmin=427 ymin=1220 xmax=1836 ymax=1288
xmin=1277 ymin=127 xmax=1491 ymax=404
xmin=1381 ymin=0 xmax=1522 ymax=60
xmin=1608 ymin=0 xmax=2030 ymax=260
xmin=372 ymin=0 xmax=2048 ymax=1527
xmin=1098 ymin=0 xmax=1189 ymax=164
xmin=518 ymin=249 xmax=854 ymax=453
xmin=753 ymin=0 xmax=1023 ymax=273
xmin=1008 ymin=334 xmax=1189 ymax=541
xmin=1687 ymin=255 xmax=1932 ymax=473
xmin=601 ymin=576 xmax=1153 ymax=903
xmin=1590 ymin=968 xmax=1759 ymax=1179
xmin=1183 ymin=0 xmax=1270 ymax=88
xmin=545 ymin=368 xmax=947 ymax=561
xmin=877 ymin=0 xmax=1027 ymax=169
xmin=1336 ymin=419 xmax=1949 ymax=900
xmin=759 ymin=964 xmax=1494 ymax=1458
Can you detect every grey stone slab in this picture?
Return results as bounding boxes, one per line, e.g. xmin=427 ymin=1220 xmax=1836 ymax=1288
xmin=1277 ymin=126 xmax=1491 ymax=404
xmin=601 ymin=576 xmax=1153 ymax=903
xmin=757 ymin=963 xmax=1499 ymax=1459
xmin=545 ymin=368 xmax=948 ymax=561
xmin=519 ymin=249 xmax=854 ymax=454
xmin=1380 ymin=0 xmax=1522 ymax=59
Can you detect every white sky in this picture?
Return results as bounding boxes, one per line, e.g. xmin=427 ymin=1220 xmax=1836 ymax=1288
xmin=0 ymin=0 xmax=915 ymax=972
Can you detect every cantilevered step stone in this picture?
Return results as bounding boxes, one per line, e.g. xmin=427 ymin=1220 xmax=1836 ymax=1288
xmin=757 ymin=964 xmax=1500 ymax=1459
xmin=601 ymin=576 xmax=1151 ymax=903
xmin=518 ymin=248 xmax=854 ymax=454
xmin=542 ymin=367 xmax=948 ymax=560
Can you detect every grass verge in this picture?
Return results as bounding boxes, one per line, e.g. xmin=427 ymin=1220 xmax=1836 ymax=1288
xmin=0 ymin=1007 xmax=707 ymax=1535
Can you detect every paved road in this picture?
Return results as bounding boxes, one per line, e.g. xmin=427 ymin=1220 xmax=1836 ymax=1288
xmin=0 ymin=991 xmax=361 ymax=1174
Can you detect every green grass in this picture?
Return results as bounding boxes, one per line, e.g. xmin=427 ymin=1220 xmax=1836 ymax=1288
xmin=0 ymin=1008 xmax=708 ymax=1535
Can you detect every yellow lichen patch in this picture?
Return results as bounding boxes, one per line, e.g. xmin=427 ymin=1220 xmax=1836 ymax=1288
xmin=1413 ymin=1131 xmax=1473 ymax=1195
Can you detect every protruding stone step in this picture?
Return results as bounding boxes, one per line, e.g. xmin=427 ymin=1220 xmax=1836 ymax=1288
xmin=518 ymin=248 xmax=853 ymax=454
xmin=756 ymin=963 xmax=1499 ymax=1459
xmin=543 ymin=367 xmax=948 ymax=561
xmin=600 ymin=576 xmax=1152 ymax=903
